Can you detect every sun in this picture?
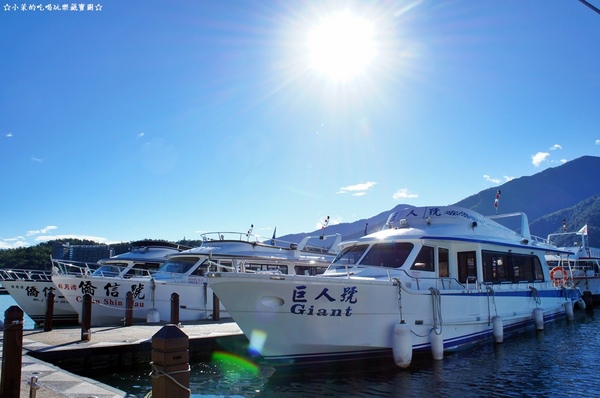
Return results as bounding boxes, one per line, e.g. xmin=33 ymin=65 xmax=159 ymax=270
xmin=307 ymin=10 xmax=377 ymax=81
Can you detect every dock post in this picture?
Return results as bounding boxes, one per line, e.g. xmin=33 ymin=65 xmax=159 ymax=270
xmin=150 ymin=324 xmax=190 ymax=398
xmin=212 ymin=292 xmax=220 ymax=321
xmin=81 ymin=293 xmax=92 ymax=341
xmin=170 ymin=293 xmax=180 ymax=325
xmin=1 ymin=306 xmax=24 ymax=398
xmin=44 ymin=291 xmax=55 ymax=332
xmin=125 ymin=291 xmax=134 ymax=326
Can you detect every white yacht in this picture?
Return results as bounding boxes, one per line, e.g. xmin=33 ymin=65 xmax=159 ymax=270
xmin=207 ymin=206 xmax=581 ymax=368
xmin=2 ymin=240 xmax=186 ymax=326
xmin=53 ymin=232 xmax=341 ymax=326
xmin=546 ymin=224 xmax=600 ymax=306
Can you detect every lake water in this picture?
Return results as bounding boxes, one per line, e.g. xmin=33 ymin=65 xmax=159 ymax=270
xmin=0 ymin=292 xmax=36 ymax=329
xmin=2 ymin=293 xmax=598 ymax=397
xmin=97 ymin=307 xmax=600 ymax=398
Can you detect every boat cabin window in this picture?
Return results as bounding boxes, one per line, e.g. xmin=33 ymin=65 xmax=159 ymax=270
xmin=482 ymin=250 xmax=544 ymax=283
xmin=360 ymin=242 xmax=414 ymax=268
xmin=458 ymin=251 xmax=477 ymax=283
xmin=92 ymin=263 xmax=127 ymax=277
xmin=332 ymin=244 xmax=370 ymax=266
xmin=512 ymin=253 xmax=544 ymax=282
xmin=294 ymin=265 xmax=328 ymax=276
xmin=190 ymin=260 xmax=209 ymax=276
xmin=124 ymin=262 xmax=162 ymax=278
xmin=438 ymin=248 xmax=449 ymax=277
xmin=245 ymin=263 xmax=288 ymax=274
xmin=157 ymin=257 xmax=199 ymax=274
xmin=410 ymin=246 xmax=435 ymax=272
xmin=482 ymin=252 xmax=509 ymax=282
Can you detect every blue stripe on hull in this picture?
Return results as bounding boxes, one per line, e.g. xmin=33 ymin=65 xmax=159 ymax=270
xmin=262 ymin=311 xmax=568 ymax=366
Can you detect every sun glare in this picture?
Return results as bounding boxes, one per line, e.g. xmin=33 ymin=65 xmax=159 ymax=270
xmin=307 ymin=10 xmax=377 ymax=81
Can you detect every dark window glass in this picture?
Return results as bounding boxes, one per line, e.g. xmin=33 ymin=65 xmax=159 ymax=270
xmin=361 ymin=242 xmax=414 ymax=268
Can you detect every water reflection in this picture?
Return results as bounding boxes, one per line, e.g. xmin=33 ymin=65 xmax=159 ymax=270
xmin=97 ymin=308 xmax=600 ymax=398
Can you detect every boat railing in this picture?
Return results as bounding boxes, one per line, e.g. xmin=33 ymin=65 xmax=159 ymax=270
xmin=0 ymin=268 xmax=52 ymax=282
xmin=530 ymin=235 xmax=548 ymax=244
xmin=375 ymin=266 xmax=474 ymax=291
xmin=91 ymin=266 xmax=157 ymax=279
xmin=200 ymin=231 xmax=341 ymax=254
xmin=201 ymin=231 xmax=301 ymax=248
xmin=51 ymin=258 xmax=95 ymax=277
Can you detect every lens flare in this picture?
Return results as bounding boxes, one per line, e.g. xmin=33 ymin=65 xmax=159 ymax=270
xmin=211 ymin=351 xmax=259 ymax=376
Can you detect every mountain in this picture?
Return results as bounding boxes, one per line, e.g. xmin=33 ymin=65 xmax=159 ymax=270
xmin=279 ymin=155 xmax=600 ymax=247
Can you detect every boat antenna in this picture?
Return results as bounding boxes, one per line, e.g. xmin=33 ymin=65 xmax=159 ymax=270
xmin=246 ymin=224 xmax=254 ymax=241
xmin=320 ymin=216 xmax=330 ymax=239
xmin=364 ymin=222 xmax=369 ymax=236
xmin=494 ymin=190 xmax=501 ymax=214
xmin=562 ymin=218 xmax=567 ymax=232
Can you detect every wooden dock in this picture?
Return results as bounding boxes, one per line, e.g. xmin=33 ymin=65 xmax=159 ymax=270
xmin=1 ymin=320 xmax=244 ymax=397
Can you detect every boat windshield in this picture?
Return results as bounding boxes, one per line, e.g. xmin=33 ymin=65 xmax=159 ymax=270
xmin=329 ymin=244 xmax=369 ymax=272
xmin=548 ymin=232 xmax=583 ymax=247
xmin=329 ymin=242 xmax=415 ymax=272
xmin=156 ymin=257 xmax=200 ymax=274
xmin=91 ymin=263 xmax=128 ymax=277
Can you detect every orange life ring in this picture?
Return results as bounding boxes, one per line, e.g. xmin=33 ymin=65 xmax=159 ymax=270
xmin=550 ymin=267 xmax=567 ymax=286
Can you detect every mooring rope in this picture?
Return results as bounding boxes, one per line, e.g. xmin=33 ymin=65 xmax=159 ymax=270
xmin=147 ymin=361 xmax=192 ymax=396
xmin=530 ymin=286 xmax=541 ymax=306
xmin=393 ymin=278 xmax=404 ymax=323
xmin=429 ymin=287 xmax=443 ymax=334
xmin=485 ymin=284 xmax=498 ymax=324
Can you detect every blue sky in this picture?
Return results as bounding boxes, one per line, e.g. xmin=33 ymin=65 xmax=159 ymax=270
xmin=1 ymin=1 xmax=599 ymax=249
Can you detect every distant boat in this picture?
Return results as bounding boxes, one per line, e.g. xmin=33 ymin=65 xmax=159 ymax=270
xmin=208 ymin=206 xmax=581 ymax=368
xmin=0 ymin=264 xmax=86 ymax=325
xmin=546 ymin=224 xmax=600 ymax=307
xmin=1 ymin=241 xmax=186 ymax=326
xmin=53 ymin=232 xmax=341 ymax=326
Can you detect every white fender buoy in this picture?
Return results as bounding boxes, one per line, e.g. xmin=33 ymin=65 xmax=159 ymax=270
xmin=146 ymin=308 xmax=160 ymax=323
xmin=576 ymin=298 xmax=586 ymax=311
xmin=492 ymin=316 xmax=503 ymax=343
xmin=430 ymin=328 xmax=444 ymax=360
xmin=392 ymin=323 xmax=412 ymax=368
xmin=533 ymin=308 xmax=544 ymax=330
xmin=565 ymin=300 xmax=574 ymax=320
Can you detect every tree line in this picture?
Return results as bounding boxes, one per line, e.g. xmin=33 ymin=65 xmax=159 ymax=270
xmin=0 ymin=238 xmax=203 ymax=270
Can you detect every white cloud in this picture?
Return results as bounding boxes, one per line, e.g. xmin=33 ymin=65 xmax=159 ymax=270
xmin=483 ymin=175 xmax=501 ymax=184
xmin=337 ymin=181 xmax=377 ymax=195
xmin=137 ymin=132 xmax=145 ymax=139
xmin=484 ymin=175 xmax=515 ymax=184
xmin=0 ymin=238 xmax=29 ymax=249
xmin=549 ymin=144 xmax=562 ymax=150
xmin=31 ymin=157 xmax=43 ymax=163
xmin=393 ymin=188 xmax=418 ymax=200
xmin=26 ymin=226 xmax=58 ymax=236
xmin=531 ymin=152 xmax=550 ymax=167
xmin=596 ymin=139 xmax=600 ymax=145
xmin=5 ymin=132 xmax=13 ymax=138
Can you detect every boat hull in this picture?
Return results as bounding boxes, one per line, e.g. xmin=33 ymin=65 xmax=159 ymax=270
xmin=2 ymin=280 xmax=79 ymax=325
xmin=52 ymin=274 xmax=228 ymax=326
xmin=208 ymin=273 xmax=577 ymax=365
